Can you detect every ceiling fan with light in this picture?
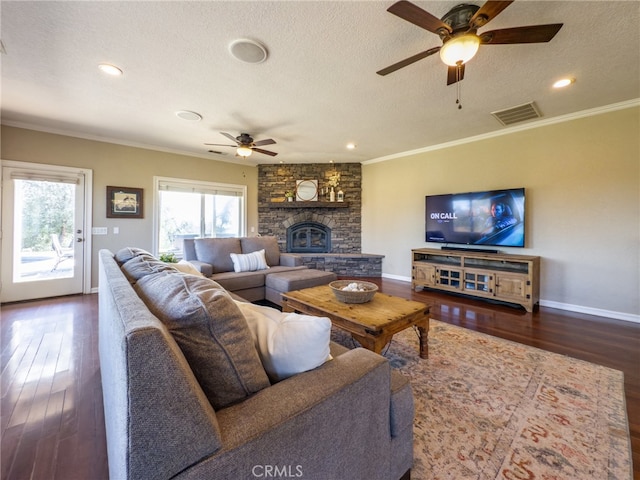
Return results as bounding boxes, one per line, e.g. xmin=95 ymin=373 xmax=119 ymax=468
xmin=206 ymin=132 xmax=278 ymax=157
xmin=377 ymin=0 xmax=563 ymax=86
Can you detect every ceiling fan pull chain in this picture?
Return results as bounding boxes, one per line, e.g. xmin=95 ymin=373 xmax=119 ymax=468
xmin=456 ymin=62 xmax=462 ymax=109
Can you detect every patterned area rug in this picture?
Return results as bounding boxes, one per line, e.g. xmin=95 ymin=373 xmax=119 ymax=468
xmin=331 ymin=320 xmax=631 ymax=480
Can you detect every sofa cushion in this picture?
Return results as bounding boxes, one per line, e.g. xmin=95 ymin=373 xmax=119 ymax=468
xmin=210 ymin=270 xmax=267 ymax=292
xmin=135 ymin=272 xmax=271 ymax=409
xmin=241 ymin=236 xmax=281 ymax=266
xmin=194 ymin=238 xmax=242 ymax=273
xmin=236 ymin=302 xmax=332 ymax=383
xmin=114 ymin=247 xmax=153 ymax=265
xmin=120 ymin=254 xmax=177 ymax=283
xmin=230 ymin=249 xmax=269 ymax=273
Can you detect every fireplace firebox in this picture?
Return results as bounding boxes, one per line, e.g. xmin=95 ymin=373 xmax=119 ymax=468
xmin=287 ymin=222 xmax=331 ymax=253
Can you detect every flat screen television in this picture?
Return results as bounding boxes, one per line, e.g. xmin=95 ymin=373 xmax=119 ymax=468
xmin=425 ymin=187 xmax=525 ymax=248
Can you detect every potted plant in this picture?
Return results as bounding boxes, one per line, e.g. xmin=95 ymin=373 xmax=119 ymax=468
xmin=159 ymin=252 xmax=178 ymax=263
xmin=285 ymin=191 xmax=295 ymax=202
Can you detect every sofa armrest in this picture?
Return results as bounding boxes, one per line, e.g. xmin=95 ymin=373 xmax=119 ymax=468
xmin=205 ymin=348 xmax=395 ymax=480
xmin=279 ymin=253 xmax=302 ymax=267
xmin=187 ymin=259 xmax=214 ymax=276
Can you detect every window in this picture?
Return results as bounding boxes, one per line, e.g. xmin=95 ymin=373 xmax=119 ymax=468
xmin=154 ymin=177 xmax=246 ymax=256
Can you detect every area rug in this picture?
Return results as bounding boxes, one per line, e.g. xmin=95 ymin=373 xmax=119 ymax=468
xmin=331 ymin=320 xmax=632 ymax=480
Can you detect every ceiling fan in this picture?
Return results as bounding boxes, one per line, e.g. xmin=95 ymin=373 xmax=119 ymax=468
xmin=377 ymin=0 xmax=563 ymax=85
xmin=205 ymin=132 xmax=278 ymax=157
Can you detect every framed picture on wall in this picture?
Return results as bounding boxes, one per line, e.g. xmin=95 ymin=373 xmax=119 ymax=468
xmin=107 ymin=186 xmax=143 ymax=218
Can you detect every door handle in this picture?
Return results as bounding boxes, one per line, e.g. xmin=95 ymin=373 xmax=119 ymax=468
xmin=77 ymin=238 xmax=84 ymax=242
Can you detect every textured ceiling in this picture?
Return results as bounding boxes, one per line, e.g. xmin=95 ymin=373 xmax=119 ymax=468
xmin=1 ymin=1 xmax=639 ymax=165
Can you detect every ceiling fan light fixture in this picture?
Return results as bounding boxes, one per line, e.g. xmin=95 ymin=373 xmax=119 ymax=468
xmin=439 ymin=34 xmax=480 ymax=66
xmin=236 ymin=146 xmax=253 ymax=157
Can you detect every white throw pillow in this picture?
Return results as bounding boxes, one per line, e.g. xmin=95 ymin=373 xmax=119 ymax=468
xmin=230 ymin=249 xmax=269 ymax=273
xmin=172 ymin=260 xmax=204 ymax=276
xmin=236 ymin=301 xmax=332 ymax=382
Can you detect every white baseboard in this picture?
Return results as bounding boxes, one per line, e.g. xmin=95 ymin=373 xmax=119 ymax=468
xmin=381 ymin=273 xmax=411 ymax=282
xmin=381 ymin=274 xmax=640 ymax=324
xmin=538 ymin=300 xmax=640 ymax=324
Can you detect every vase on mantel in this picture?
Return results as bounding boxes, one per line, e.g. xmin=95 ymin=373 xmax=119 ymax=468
xmin=330 ymin=187 xmax=335 ymax=202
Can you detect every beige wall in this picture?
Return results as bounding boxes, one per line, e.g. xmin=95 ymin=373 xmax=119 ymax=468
xmin=3 ymin=107 xmax=639 ymax=318
xmin=362 ymin=106 xmax=640 ymax=319
xmin=1 ymin=126 xmax=259 ymax=288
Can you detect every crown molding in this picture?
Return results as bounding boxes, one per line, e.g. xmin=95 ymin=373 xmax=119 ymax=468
xmin=0 ymin=120 xmax=260 ymax=167
xmin=363 ymin=98 xmax=640 ymax=165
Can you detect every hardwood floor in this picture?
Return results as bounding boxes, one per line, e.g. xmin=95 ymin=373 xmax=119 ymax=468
xmin=1 ymin=279 xmax=638 ymax=479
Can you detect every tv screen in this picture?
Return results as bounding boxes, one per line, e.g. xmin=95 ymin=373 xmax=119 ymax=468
xmin=425 ymin=188 xmax=525 ymax=248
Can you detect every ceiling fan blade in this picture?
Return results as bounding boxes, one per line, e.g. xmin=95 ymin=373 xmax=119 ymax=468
xmin=469 ymin=1 xmax=514 ymax=29
xmin=220 ymin=132 xmax=239 ymax=144
xmin=387 ymin=1 xmax=451 ymax=36
xmin=447 ymin=64 xmax=465 ymax=85
xmin=204 ymin=143 xmax=236 ymax=147
xmin=253 ymin=138 xmax=276 ymax=147
xmin=377 ymin=47 xmax=441 ymax=76
xmin=480 ymin=24 xmax=563 ymax=44
xmin=252 ymin=148 xmax=278 ymax=157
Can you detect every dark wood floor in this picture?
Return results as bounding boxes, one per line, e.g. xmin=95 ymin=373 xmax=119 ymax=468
xmin=2 ymin=278 xmax=639 ymax=479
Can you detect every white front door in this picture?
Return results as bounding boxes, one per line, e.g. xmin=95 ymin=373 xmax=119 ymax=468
xmin=1 ymin=161 xmax=92 ymax=303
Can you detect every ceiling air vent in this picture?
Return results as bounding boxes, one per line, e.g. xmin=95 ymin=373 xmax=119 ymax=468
xmin=491 ymin=102 xmax=541 ymax=126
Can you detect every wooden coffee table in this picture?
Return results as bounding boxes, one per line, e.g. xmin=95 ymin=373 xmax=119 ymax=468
xmin=281 ymin=285 xmax=430 ymax=358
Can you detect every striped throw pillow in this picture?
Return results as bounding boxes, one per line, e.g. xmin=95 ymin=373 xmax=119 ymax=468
xmin=230 ymin=249 xmax=269 ymax=273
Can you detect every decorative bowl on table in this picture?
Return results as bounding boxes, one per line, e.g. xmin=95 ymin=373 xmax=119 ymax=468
xmin=329 ymin=280 xmax=378 ymax=304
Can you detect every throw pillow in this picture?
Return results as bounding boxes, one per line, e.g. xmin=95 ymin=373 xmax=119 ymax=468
xmin=120 ymin=254 xmax=177 ymax=284
xmin=229 ymin=249 xmax=269 ymax=273
xmin=236 ymin=301 xmax=332 ymax=382
xmin=114 ymin=247 xmax=153 ymax=265
xmin=135 ymin=272 xmax=271 ymax=409
xmin=172 ymin=260 xmax=204 ymax=276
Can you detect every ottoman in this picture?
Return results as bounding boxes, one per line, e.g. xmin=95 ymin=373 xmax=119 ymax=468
xmin=265 ymin=269 xmax=337 ymax=306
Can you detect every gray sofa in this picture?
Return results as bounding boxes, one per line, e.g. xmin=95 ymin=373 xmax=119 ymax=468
xmin=98 ymin=248 xmax=414 ymax=480
xmin=183 ymin=236 xmax=311 ymax=303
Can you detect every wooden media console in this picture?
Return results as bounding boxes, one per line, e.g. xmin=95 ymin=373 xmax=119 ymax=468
xmin=412 ymin=248 xmax=540 ymax=312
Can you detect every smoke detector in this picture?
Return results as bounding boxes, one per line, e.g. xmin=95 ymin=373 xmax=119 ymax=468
xmin=228 ymin=39 xmax=268 ymax=64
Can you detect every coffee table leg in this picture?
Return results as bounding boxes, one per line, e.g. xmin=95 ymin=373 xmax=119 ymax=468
xmin=281 ymin=299 xmax=293 ymax=313
xmin=417 ymin=324 xmax=429 ymax=359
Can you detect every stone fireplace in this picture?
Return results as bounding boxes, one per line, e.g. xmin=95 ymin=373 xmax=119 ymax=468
xmin=258 ymin=163 xmax=383 ymax=276
xmin=258 ymin=163 xmax=361 ymax=253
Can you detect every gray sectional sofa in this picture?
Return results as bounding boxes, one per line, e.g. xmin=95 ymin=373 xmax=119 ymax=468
xmin=98 ymin=248 xmax=414 ymax=480
xmin=183 ymin=235 xmax=334 ymax=305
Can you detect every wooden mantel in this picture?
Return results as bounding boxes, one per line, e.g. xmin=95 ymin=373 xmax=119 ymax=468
xmin=269 ymin=201 xmax=350 ymax=208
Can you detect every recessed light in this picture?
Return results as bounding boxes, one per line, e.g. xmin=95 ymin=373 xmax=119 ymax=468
xmin=175 ymin=110 xmax=202 ymax=121
xmin=346 ymin=143 xmax=357 ymax=150
xmin=98 ymin=63 xmax=123 ymax=76
xmin=553 ymin=77 xmax=574 ymax=89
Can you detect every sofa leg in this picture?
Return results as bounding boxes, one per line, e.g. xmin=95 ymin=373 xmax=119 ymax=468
xmin=399 ymin=469 xmax=411 ymax=480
